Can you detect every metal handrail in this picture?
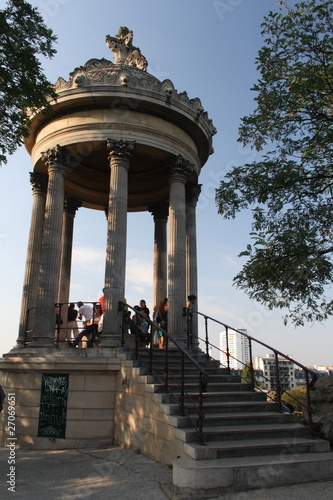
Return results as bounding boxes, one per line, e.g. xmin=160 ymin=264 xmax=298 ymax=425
xmin=185 ymin=308 xmax=318 ymax=432
xmin=119 ymin=301 xmax=209 ymax=444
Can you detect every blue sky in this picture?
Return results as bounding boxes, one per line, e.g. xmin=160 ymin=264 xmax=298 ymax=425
xmin=0 ymin=0 xmax=332 ymax=366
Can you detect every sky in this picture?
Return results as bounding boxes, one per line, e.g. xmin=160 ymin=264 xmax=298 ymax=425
xmin=0 ymin=0 xmax=332 ymax=367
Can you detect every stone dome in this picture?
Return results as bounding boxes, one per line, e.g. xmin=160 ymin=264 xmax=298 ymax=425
xmin=24 ymin=27 xmax=216 ymax=211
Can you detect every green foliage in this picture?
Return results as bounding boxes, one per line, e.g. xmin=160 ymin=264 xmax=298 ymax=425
xmin=216 ymin=1 xmax=333 ymax=325
xmin=282 ymin=385 xmax=307 ymax=413
xmin=0 ymin=0 xmax=57 ymax=164
xmin=241 ymin=362 xmax=258 ymax=385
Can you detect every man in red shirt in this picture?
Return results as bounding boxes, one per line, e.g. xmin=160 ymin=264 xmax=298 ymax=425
xmin=98 ymin=288 xmax=106 ymax=313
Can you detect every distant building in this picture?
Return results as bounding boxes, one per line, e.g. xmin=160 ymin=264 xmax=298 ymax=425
xmin=253 ymin=354 xmax=296 ymax=392
xmin=220 ymin=329 xmax=250 ymax=370
xmin=294 ymin=366 xmax=333 ymax=387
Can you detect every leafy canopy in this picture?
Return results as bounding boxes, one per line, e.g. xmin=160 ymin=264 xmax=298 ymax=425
xmin=216 ymin=1 xmax=333 ymax=326
xmin=0 ymin=0 xmax=57 ymax=164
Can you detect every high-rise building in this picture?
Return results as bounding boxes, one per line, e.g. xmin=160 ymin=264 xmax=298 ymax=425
xmin=219 ymin=329 xmax=250 ymax=370
xmin=253 ymin=354 xmax=296 ymax=391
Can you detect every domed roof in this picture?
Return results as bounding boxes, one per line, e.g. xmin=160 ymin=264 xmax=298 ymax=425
xmin=25 ymin=28 xmax=216 ymax=212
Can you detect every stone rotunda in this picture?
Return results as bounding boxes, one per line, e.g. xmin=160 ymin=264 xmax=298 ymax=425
xmin=0 ymin=27 xmax=215 ymax=451
xmin=17 ymin=26 xmax=216 ymax=350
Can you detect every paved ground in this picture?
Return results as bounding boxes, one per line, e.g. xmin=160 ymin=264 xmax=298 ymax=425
xmin=1 ymin=446 xmax=333 ymax=499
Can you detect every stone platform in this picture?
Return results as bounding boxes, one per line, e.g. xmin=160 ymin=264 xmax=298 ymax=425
xmin=0 ymin=348 xmax=120 ymax=449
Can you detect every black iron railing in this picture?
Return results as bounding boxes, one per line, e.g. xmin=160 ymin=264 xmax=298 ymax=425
xmin=119 ymin=301 xmax=209 ymax=444
xmin=185 ymin=308 xmax=318 ymax=432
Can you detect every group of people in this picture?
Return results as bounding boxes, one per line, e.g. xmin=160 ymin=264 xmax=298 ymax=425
xmin=59 ymin=291 xmax=196 ymax=349
xmin=128 ymin=294 xmax=196 ymax=349
xmin=66 ymin=291 xmax=105 ymax=348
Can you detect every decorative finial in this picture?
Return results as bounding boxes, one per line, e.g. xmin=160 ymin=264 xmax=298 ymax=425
xmin=106 ymin=27 xmax=148 ymax=71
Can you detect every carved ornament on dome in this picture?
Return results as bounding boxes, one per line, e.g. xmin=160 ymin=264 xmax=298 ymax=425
xmin=105 ymin=26 xmax=148 ymax=71
xmin=53 ymin=29 xmax=216 ymax=140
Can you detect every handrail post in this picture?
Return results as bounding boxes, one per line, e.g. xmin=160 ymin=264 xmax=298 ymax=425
xmin=55 ymin=302 xmax=63 ymax=348
xmin=248 ymin=338 xmax=255 ymax=391
xmin=148 ymin=324 xmax=153 ymax=375
xmin=274 ymin=352 xmax=282 ymax=411
xmin=188 ymin=309 xmax=193 ymax=349
xmin=225 ymin=326 xmax=230 ymax=374
xmin=305 ymin=370 xmax=314 ymax=432
xmin=204 ymin=316 xmax=209 ymax=358
xmin=183 ymin=307 xmax=190 ymax=348
xmin=164 ymin=334 xmax=169 ymax=392
xmin=118 ymin=301 xmax=125 ymax=347
xmin=180 ymin=352 xmax=185 ymax=416
xmin=134 ymin=311 xmax=139 ymax=359
xmin=198 ymin=371 xmax=205 ymax=445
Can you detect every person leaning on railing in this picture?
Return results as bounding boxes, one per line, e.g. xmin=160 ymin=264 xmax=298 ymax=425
xmin=129 ymin=306 xmax=150 ymax=344
xmin=156 ymin=298 xmax=168 ymax=349
xmin=68 ymin=304 xmax=103 ymax=348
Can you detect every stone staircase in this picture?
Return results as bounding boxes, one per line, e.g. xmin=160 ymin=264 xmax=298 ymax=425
xmin=129 ymin=348 xmax=333 ymax=493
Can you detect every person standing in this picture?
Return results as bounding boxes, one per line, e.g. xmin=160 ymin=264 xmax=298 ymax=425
xmin=186 ymin=294 xmax=197 ymax=311
xmin=157 ymin=298 xmax=168 ymax=349
xmin=139 ymin=299 xmax=150 ymax=318
xmin=67 ymin=303 xmax=79 ymax=340
xmin=98 ymin=288 xmax=106 ymax=313
xmin=186 ymin=295 xmax=197 ymax=347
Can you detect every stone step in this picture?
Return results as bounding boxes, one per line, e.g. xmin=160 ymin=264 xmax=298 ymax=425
xmin=151 ymin=371 xmax=241 ymax=383
xmin=155 ymin=390 xmax=267 ymax=404
xmin=171 ymin=411 xmax=298 ymax=428
xmin=161 ymin=399 xmax=279 ymax=415
xmin=176 ymin=422 xmax=309 ymax=443
xmin=172 ymin=451 xmax=333 ymax=491
xmin=153 ymin=382 xmax=252 ymax=393
xmin=183 ymin=436 xmax=330 ymax=460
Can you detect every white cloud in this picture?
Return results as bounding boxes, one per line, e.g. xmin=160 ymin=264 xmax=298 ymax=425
xmin=126 ymin=258 xmax=153 ymax=287
xmin=72 ymin=246 xmax=105 ymax=272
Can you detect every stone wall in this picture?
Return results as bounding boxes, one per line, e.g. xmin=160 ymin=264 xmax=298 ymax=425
xmin=114 ymin=355 xmax=186 ymax=465
xmin=311 ymin=375 xmax=333 ymax=445
xmin=0 ymin=349 xmax=120 ymax=449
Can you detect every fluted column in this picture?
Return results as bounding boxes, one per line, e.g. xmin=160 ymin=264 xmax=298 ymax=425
xmin=167 ymin=156 xmax=194 ymax=340
xmin=186 ymin=183 xmax=201 ymax=348
xmin=31 ymin=145 xmax=71 ymax=348
xmin=102 ymin=139 xmax=135 ymax=347
xmin=149 ymin=203 xmax=168 ymax=314
xmin=57 ymin=196 xmax=82 ymax=330
xmin=14 ymin=173 xmax=48 ymax=348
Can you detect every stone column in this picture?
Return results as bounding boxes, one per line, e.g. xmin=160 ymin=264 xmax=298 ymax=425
xmin=101 ymin=139 xmax=135 ymax=347
xmin=167 ymin=156 xmax=194 ymax=341
xmin=149 ymin=203 xmax=168 ymax=315
xmin=14 ymin=173 xmax=48 ymax=349
xmin=31 ymin=145 xmax=71 ymax=348
xmin=57 ymin=196 xmax=82 ymax=339
xmin=186 ymin=183 xmax=201 ymax=349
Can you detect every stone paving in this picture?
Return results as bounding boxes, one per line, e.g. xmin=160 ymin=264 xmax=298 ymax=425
xmin=1 ymin=446 xmax=333 ymax=500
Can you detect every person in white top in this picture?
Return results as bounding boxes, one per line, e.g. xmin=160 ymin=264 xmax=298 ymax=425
xmin=77 ymin=302 xmax=93 ymax=327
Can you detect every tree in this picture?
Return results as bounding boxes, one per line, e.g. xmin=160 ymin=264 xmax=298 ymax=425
xmin=0 ymin=0 xmax=57 ymax=165
xmin=282 ymin=385 xmax=307 ymax=413
xmin=215 ymin=1 xmax=333 ymax=326
xmin=241 ymin=362 xmax=259 ymax=386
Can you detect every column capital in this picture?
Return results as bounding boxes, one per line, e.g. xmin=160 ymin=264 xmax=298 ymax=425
xmin=166 ymin=155 xmax=194 ymax=184
xmin=41 ymin=145 xmax=72 ymax=175
xmin=107 ymin=139 xmax=135 ymax=164
xmin=186 ymin=183 xmax=202 ymax=207
xmin=64 ymin=196 xmax=82 ymax=216
xmin=29 ymin=172 xmax=48 ymax=195
xmin=149 ymin=202 xmax=169 ymax=223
